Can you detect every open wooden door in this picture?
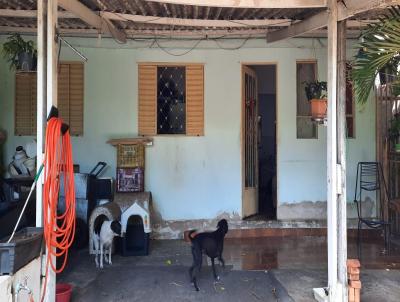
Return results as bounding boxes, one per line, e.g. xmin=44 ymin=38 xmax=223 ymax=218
xmin=242 ymin=66 xmax=258 ymax=218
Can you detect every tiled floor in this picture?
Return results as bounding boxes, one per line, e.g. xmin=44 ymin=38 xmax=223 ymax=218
xmin=59 ymin=236 xmax=400 ymax=301
xmin=223 ymin=236 xmax=400 ymax=270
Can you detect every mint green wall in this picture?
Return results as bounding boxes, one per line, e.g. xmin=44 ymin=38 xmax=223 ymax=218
xmin=0 ymin=37 xmax=376 ymax=220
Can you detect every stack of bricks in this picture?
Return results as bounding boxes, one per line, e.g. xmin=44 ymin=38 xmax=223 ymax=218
xmin=347 ymin=259 xmax=361 ymax=302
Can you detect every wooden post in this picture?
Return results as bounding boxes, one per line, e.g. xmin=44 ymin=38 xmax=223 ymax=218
xmin=327 ymin=0 xmax=339 ymax=300
xmin=44 ymin=1 xmax=58 ymax=301
xmin=47 ymin=0 xmax=58 ymax=111
xmin=337 ymin=19 xmax=348 ymax=302
xmin=36 ymin=0 xmax=47 ymax=228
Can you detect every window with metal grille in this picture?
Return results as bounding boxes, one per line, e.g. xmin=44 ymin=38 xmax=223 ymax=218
xmin=138 ymin=63 xmax=204 ymax=137
xmin=296 ymin=61 xmax=318 ymax=139
xmin=157 ymin=66 xmax=186 ymax=134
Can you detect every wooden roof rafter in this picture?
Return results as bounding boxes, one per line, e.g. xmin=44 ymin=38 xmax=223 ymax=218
xmin=58 ymin=0 xmax=127 ymax=43
xmin=0 ymin=25 xmax=363 ymax=39
xmin=144 ymin=0 xmax=328 ymax=9
xmin=267 ymin=0 xmax=400 ymax=42
xmin=0 ymin=9 xmax=378 ymax=29
xmin=0 ymin=0 xmax=392 ymax=40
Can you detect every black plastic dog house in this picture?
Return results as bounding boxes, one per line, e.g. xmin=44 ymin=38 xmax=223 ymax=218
xmin=119 ymin=215 xmax=149 ymax=256
xmin=119 ymin=201 xmax=151 ymax=256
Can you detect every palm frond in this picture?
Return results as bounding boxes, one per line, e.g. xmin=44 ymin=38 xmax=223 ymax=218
xmin=352 ymin=6 xmax=400 ymax=104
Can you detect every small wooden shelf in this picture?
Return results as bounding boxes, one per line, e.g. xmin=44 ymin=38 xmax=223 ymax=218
xmin=107 ymin=137 xmax=153 ymax=146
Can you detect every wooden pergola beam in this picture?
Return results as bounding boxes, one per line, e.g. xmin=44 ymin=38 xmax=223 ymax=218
xmin=101 ymin=12 xmax=293 ymax=27
xmin=0 ymin=25 xmax=363 ymax=38
xmin=0 ymin=9 xmax=377 ymax=29
xmin=267 ymin=0 xmax=398 ymax=42
xmin=58 ymin=0 xmax=126 ymax=43
xmin=144 ymin=0 xmax=327 ymax=8
xmin=267 ymin=10 xmax=328 ymax=43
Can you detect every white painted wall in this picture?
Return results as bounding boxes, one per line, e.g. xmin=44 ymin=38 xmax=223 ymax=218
xmin=0 ymin=37 xmax=376 ymax=221
xmin=0 ymin=257 xmax=41 ymax=302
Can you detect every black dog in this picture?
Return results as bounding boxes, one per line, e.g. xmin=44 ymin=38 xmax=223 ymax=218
xmin=188 ymin=219 xmax=229 ymax=291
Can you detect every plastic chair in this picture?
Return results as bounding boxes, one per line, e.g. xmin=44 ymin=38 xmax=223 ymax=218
xmin=353 ymin=162 xmax=390 ymax=253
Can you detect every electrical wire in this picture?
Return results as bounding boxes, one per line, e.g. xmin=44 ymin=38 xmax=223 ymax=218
xmin=154 ymin=37 xmax=203 ymax=56
xmin=213 ymin=36 xmax=251 ymax=50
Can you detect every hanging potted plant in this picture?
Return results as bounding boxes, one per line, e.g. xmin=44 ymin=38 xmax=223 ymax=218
xmin=305 ymin=81 xmax=327 ymax=121
xmin=2 ymin=33 xmax=37 ymax=71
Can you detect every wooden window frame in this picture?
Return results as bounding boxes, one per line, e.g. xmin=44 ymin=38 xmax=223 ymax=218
xmin=296 ymin=60 xmax=318 ymax=139
xmin=138 ymin=62 xmax=204 ymax=137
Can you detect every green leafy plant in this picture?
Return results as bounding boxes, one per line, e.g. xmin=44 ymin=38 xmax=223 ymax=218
xmin=352 ymin=6 xmax=400 ymax=105
xmin=2 ymin=33 xmax=36 ymax=70
xmin=304 ymin=81 xmax=327 ymax=100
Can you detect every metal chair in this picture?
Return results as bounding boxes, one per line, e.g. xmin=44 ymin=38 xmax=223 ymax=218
xmin=353 ymin=162 xmax=390 ymax=253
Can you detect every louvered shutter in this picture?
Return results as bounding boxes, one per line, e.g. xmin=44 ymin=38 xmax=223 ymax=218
xmin=58 ymin=63 xmax=70 ymax=125
xmin=15 ymin=72 xmax=35 ymax=135
xmin=15 ymin=62 xmax=84 ymax=136
xmin=69 ymin=63 xmax=84 ymax=135
xmin=138 ymin=64 xmax=157 ymax=136
xmin=31 ymin=73 xmax=37 ymax=133
xmin=186 ymin=65 xmax=204 ymax=136
xmin=57 ymin=62 xmax=84 ymax=136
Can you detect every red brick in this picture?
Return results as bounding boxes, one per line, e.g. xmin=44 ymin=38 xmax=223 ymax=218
xmin=347 ymin=259 xmax=361 ymax=268
xmin=354 ymin=288 xmax=361 ymax=302
xmin=348 ymin=274 xmax=359 ymax=281
xmin=348 ymin=287 xmax=355 ymax=302
xmin=348 ymin=267 xmax=360 ymax=275
xmin=349 ymin=280 xmax=362 ymax=289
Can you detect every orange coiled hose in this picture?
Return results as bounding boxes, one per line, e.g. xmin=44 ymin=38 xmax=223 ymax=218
xmin=41 ymin=117 xmax=76 ymax=302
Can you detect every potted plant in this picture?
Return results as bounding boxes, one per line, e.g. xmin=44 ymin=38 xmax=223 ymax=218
xmin=2 ymin=33 xmax=37 ymax=71
xmin=388 ymin=113 xmax=400 ymax=152
xmin=305 ymin=81 xmax=327 ymax=121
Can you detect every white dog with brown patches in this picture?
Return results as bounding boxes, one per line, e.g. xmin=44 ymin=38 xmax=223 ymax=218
xmin=93 ymin=219 xmax=122 ymax=269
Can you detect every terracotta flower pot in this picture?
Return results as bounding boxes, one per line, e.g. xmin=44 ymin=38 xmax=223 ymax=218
xmin=310 ymin=98 xmax=327 ymax=120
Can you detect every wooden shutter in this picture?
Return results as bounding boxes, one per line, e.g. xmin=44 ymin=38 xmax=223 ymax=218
xmin=15 ymin=72 xmax=35 ymax=135
xmin=186 ymin=65 xmax=204 ymax=136
xmin=57 ymin=62 xmax=84 ymax=136
xmin=58 ymin=64 xmax=70 ymax=125
xmin=138 ymin=64 xmax=157 ymax=136
xmin=14 ymin=62 xmax=84 ymax=136
xmin=69 ymin=62 xmax=84 ymax=135
xmin=31 ymin=73 xmax=37 ymax=133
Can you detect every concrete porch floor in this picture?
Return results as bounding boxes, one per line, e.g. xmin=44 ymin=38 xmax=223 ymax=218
xmin=59 ymin=237 xmax=400 ymax=301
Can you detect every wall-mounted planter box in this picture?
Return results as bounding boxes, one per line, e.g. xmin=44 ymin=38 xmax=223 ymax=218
xmin=310 ymin=98 xmax=327 ymax=121
xmin=0 ymin=227 xmax=43 ymax=275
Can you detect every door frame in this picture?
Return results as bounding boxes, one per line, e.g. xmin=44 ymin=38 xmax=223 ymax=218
xmin=241 ymin=62 xmax=278 ymax=219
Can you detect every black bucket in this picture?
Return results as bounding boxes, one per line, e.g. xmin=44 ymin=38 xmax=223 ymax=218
xmin=18 ymin=52 xmax=35 ymax=71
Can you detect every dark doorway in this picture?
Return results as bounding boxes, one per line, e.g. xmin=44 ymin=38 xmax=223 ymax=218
xmin=250 ymin=65 xmax=277 ymax=220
